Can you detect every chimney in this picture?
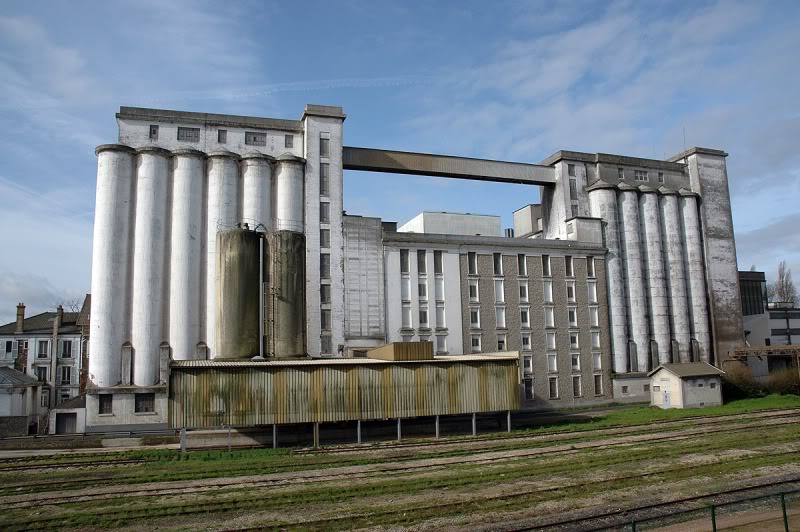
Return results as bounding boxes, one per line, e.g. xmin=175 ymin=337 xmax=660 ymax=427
xmin=54 ymin=305 xmax=63 ymax=334
xmin=15 ymin=303 xmax=25 ymax=334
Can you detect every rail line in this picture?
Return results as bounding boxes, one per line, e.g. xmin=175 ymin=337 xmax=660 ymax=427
xmin=3 ymin=417 xmax=799 ymax=509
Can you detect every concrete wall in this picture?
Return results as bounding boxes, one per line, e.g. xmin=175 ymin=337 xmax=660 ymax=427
xmin=85 ymin=390 xmax=168 ymax=431
xmin=48 ymin=407 xmax=86 ymax=434
xmin=650 ymin=372 xmax=683 ymax=408
xmin=399 ymin=212 xmax=502 ymax=237
xmin=681 ymin=376 xmax=722 ymax=408
xmin=343 ymin=216 xmax=386 ymax=352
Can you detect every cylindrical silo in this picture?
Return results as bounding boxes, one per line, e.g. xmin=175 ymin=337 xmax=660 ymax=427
xmin=274 ymin=155 xmax=305 ymax=232
xmin=215 ymin=228 xmax=263 ymax=358
xmin=242 ymin=153 xmax=273 ymax=231
xmin=169 ymin=148 xmax=205 ymax=360
xmin=90 ymin=144 xmax=136 ymax=387
xmin=680 ymin=191 xmax=711 ymax=362
xmin=130 ymin=147 xmax=171 ymax=386
xmin=618 ymin=185 xmax=650 ymax=371
xmin=639 ymin=187 xmax=671 ymax=365
xmin=205 ymin=150 xmax=241 ymax=359
xmin=587 ymin=182 xmax=628 ymax=373
xmin=267 ymin=231 xmax=306 ymax=357
xmin=659 ymin=189 xmax=691 ymax=362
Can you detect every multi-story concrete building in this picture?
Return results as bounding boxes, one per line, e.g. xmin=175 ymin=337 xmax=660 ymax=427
xmin=84 ymin=104 xmax=743 ymax=430
xmin=0 ymin=304 xmax=84 ymax=414
xmin=399 ymin=211 xmax=501 ymax=237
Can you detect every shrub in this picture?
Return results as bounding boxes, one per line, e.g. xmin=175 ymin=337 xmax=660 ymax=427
xmin=722 ymin=363 xmax=766 ymax=400
xmin=766 ymin=368 xmax=800 ymax=395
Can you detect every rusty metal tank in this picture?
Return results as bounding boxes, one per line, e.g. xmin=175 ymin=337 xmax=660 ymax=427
xmin=267 ymin=230 xmax=306 ymax=357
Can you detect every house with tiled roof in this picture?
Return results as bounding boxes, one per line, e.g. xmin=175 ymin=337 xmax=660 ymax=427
xmin=0 ymin=300 xmax=87 ymax=425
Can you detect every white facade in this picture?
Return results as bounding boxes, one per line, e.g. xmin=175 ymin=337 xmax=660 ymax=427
xmin=649 ymin=364 xmax=724 ymax=409
xmin=399 ymin=212 xmax=502 ymax=237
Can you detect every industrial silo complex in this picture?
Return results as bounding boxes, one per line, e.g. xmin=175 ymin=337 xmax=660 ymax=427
xmin=82 ymin=105 xmax=744 ymax=433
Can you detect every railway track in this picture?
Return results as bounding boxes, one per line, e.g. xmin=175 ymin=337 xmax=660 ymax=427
xmin=3 ymin=415 xmax=799 ymax=508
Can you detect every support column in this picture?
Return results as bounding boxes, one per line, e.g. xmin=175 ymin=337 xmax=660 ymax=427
xmin=357 ymin=420 xmax=362 ymax=444
xmin=681 ymin=192 xmax=711 ymax=362
xmin=435 ymin=415 xmax=440 ymax=439
xmin=660 ymin=190 xmax=691 ymax=362
xmin=273 ymin=424 xmax=277 ymax=449
xmin=507 ymin=410 xmax=512 ymax=433
xmin=397 ymin=418 xmax=402 ymax=442
xmin=588 ymin=183 xmax=628 ymax=372
xmin=619 ymin=185 xmax=650 ymax=371
xmin=640 ymin=188 xmax=671 ymax=365
xmin=313 ymin=422 xmax=320 ymax=448
xmin=472 ymin=413 xmax=477 ymax=437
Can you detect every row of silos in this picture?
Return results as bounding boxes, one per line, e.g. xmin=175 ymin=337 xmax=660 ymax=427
xmin=587 ymin=181 xmax=711 ymax=373
xmin=90 ymin=145 xmax=307 ymax=388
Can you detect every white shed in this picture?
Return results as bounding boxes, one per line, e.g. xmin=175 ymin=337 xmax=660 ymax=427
xmin=648 ymin=363 xmax=725 ymax=409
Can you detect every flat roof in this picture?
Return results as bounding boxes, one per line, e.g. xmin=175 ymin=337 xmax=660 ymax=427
xmin=343 ymin=146 xmax=555 ymax=185
xmin=540 ymin=150 xmax=689 ymax=172
xmin=117 ymin=106 xmax=304 ymax=132
xmin=383 ymin=230 xmax=606 ymax=253
xmin=172 ymin=353 xmax=519 ymax=368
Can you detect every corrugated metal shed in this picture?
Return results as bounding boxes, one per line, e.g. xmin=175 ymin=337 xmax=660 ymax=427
xmin=169 ymin=354 xmax=519 ymax=428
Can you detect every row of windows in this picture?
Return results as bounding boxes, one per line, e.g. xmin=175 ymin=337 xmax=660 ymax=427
xmin=470 ymin=278 xmax=598 ymax=305
xmin=32 ymin=365 xmax=74 ymax=385
xmin=400 ymin=249 xmax=445 ymax=275
xmin=98 ymin=393 xmax=155 ymax=415
xmin=402 ymin=303 xmax=446 ymax=329
xmin=3 ymin=339 xmax=75 ymax=358
xmin=615 ymin=166 xmax=666 ymax=184
xmin=468 ymin=252 xmax=595 ymax=279
xmin=470 ymin=329 xmax=601 ymax=353
xmin=468 ymin=303 xmax=600 ymax=330
xmin=524 ymin=374 xmax=604 ymax=400
xmin=318 ymin=133 xmax=332 ymax=355
xmin=148 ymin=124 xmax=296 ymax=149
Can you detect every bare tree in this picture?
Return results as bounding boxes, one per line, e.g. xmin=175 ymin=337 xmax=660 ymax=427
xmin=53 ymin=297 xmax=84 ymax=313
xmin=767 ymin=261 xmax=797 ymax=304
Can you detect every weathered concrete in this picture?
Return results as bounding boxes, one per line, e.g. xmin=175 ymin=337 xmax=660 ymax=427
xmin=639 ymin=189 xmax=670 ymax=364
xmin=268 ymin=231 xmax=307 ymax=357
xmin=241 ymin=154 xmax=273 ymax=231
xmin=618 ymin=187 xmax=650 ymax=371
xmin=680 ymin=194 xmax=712 ymax=362
xmin=659 ymin=192 xmax=691 ymax=362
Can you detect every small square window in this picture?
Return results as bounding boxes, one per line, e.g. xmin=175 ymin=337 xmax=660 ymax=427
xmin=177 ymin=127 xmax=200 ymax=143
xmin=217 ymin=129 xmax=227 ymax=143
xmin=643 ymin=384 xmax=650 ymax=392
xmin=621 ymin=385 xmax=629 ymax=394
xmin=149 ymin=125 xmax=159 ymax=140
xmin=285 ymin=134 xmax=294 ymax=148
xmin=246 ymin=131 xmax=267 ymax=146
xmin=634 ymin=170 xmax=648 ymax=182
xmin=710 ymin=382 xmax=717 ymax=389
xmin=134 ymin=393 xmax=155 ymax=414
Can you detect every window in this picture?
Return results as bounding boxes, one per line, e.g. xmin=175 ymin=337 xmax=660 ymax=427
xmin=594 ymin=375 xmax=603 ymax=395
xmin=572 ymin=376 xmax=582 ymax=397
xmin=135 ymin=393 xmax=155 ymax=413
xmin=519 ymin=282 xmax=528 ymax=302
xmin=593 ymin=352 xmax=602 ymax=370
xmin=148 ymin=125 xmax=159 ymax=140
xmin=568 ymin=307 xmax=578 ymax=327
xmin=320 ymin=229 xmax=330 ymax=248
xmin=468 ymin=252 xmax=478 ymax=275
xmin=419 ymin=308 xmax=429 ymax=327
xmin=417 ymin=250 xmax=427 ymax=274
xmin=524 ymin=378 xmax=534 ymax=399
xmin=494 ymin=279 xmax=505 ymax=303
xmin=36 ymin=366 xmax=47 ymax=382
xmin=565 ymin=256 xmax=573 ymax=277
xmin=4 ymin=340 xmax=11 ymax=354
xmin=698 ymin=382 xmax=704 ymax=388
xmin=321 ymin=309 xmax=331 ymax=331
xmin=653 ymin=385 xmax=660 ymax=392
xmin=621 ymin=385 xmax=629 ymax=394
xmin=177 ymin=127 xmax=200 ymax=142
xmin=518 ymin=254 xmax=527 ymax=276
xmin=571 ymin=353 xmax=581 ymax=371
xmin=321 ymin=336 xmax=333 ymax=354
xmin=634 ymin=170 xmax=648 ymax=182
xmin=710 ymin=382 xmax=717 ymax=389
xmin=495 ymin=307 xmax=506 ymax=328
xmin=320 ymin=163 xmax=330 ymax=196
xmin=60 ymin=340 xmax=72 ymax=358
xmin=618 ymin=168 xmax=624 ymax=181
xmin=320 ymin=202 xmax=330 ymax=223
xmin=217 ymin=129 xmax=227 ymax=143
xmin=546 ymin=331 xmax=556 ymax=350
xmin=436 ymin=335 xmax=447 ymax=354
xmin=38 ymin=340 xmax=48 ymax=358
xmin=245 ymin=130 xmax=272 ymax=145
xmin=435 ymin=277 xmax=445 ymax=301
xmin=471 ymin=334 xmax=481 ymax=353
xmin=588 ymin=282 xmax=598 ymax=303
xmin=542 ymin=255 xmax=551 ymax=276
xmin=59 ymin=366 xmax=71 ymax=385
xmin=285 ymin=134 xmax=293 ymax=148
xmin=41 ymin=391 xmax=49 ymax=408
xmin=470 ymin=308 xmax=481 ymax=328
xmin=320 ymin=253 xmax=331 ymax=279
xmin=520 ymin=307 xmax=530 ymax=328
xmin=493 ymin=253 xmax=503 ymax=275
xmin=569 ymin=178 xmax=578 ymax=201
xmin=658 ymin=172 xmax=665 ymax=184
xmin=522 ymin=333 xmax=532 ymax=351
xmin=590 ymin=306 xmax=600 ymax=327
xmin=549 ymin=377 xmax=559 ymax=399
xmin=570 ymin=204 xmax=578 ymax=218
xmin=401 ymin=304 xmax=412 ymax=328
xmin=545 ymin=306 xmax=555 ymax=327
xmin=418 ymin=282 xmax=428 ymax=299
xmin=547 ymin=353 xmax=558 ymax=372
xmin=434 ymin=250 xmax=443 ymax=274
xmin=543 ymin=280 xmax=553 ymax=303
xmin=587 ymin=257 xmax=595 ymax=278
xmin=568 ymin=163 xmax=575 ymax=177
xmin=400 ymin=249 xmax=409 ymax=274
xmin=566 ymin=281 xmax=576 ymax=303
xmin=320 ymin=284 xmax=331 ymax=304
xmin=401 ymin=277 xmax=411 ymax=301
xmin=469 ymin=279 xmax=479 ymax=302
xmin=97 ymin=393 xmax=114 ymax=416
xmin=497 ymin=334 xmax=507 ymax=351
xmin=567 ymin=222 xmax=574 ymax=235
xmin=436 ymin=304 xmax=445 ymax=327
xmin=591 ymin=331 xmax=601 ymax=349
xmin=319 ymin=137 xmax=330 ymax=157
xmin=570 ymin=332 xmax=579 ymax=349
xmin=643 ymin=384 xmax=650 ymax=392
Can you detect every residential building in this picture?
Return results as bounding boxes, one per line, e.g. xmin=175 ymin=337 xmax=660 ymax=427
xmin=0 ymin=366 xmax=44 ymax=436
